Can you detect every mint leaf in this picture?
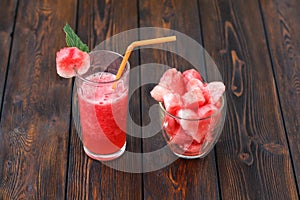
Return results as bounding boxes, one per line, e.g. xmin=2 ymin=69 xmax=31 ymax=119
xmin=63 ymin=23 xmax=89 ymax=53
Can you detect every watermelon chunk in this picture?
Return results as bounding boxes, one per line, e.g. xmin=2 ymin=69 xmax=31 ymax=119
xmin=177 ymin=109 xmax=202 ymax=142
xmin=196 ymin=118 xmax=211 ymax=144
xmin=214 ymin=98 xmax=223 ymax=109
xmin=176 ymin=108 xmax=214 ymax=143
xmin=162 ymin=115 xmax=180 ymax=137
xmin=182 ymin=88 xmax=205 ymax=110
xmin=163 ymin=93 xmax=183 ymax=115
xmin=185 ymin=140 xmax=203 ymax=153
xmin=197 ymin=104 xmax=218 ymax=119
xmin=186 ymin=78 xmax=205 ymax=92
xmin=150 ymin=85 xmax=171 ymax=102
xmin=205 ymin=82 xmax=225 ymax=104
xmin=159 ymin=68 xmax=186 ymax=95
xmin=183 ymin=69 xmax=203 ymax=83
xmin=169 ymin=128 xmax=194 ymax=152
xmin=56 ymin=47 xmax=90 ymax=78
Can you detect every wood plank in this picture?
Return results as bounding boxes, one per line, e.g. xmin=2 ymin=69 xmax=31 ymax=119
xmin=0 ymin=0 xmax=77 ymax=199
xmin=260 ymin=0 xmax=300 ymax=190
xmin=199 ymin=0 xmax=298 ymax=199
xmin=66 ymin=0 xmax=142 ymax=199
xmin=139 ymin=0 xmax=220 ymax=199
xmin=0 ymin=0 xmax=18 ymax=117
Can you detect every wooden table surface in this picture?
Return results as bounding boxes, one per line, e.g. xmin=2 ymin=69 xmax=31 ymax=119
xmin=1 ymin=0 xmax=300 ymax=199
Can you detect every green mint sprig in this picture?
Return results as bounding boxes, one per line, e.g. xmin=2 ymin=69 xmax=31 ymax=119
xmin=63 ymin=23 xmax=90 ymax=53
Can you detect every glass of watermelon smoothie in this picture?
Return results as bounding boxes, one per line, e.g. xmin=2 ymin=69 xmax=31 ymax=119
xmin=73 ymin=50 xmax=130 ymax=161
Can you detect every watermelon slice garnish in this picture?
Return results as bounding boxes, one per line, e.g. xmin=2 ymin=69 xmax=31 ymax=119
xmin=55 ymin=23 xmax=90 ymax=78
xmin=56 ymin=47 xmax=90 ymax=78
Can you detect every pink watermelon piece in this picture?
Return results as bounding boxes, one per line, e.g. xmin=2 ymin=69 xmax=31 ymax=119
xmin=150 ymin=85 xmax=171 ymax=102
xmin=176 ymin=108 xmax=214 ymax=143
xmin=214 ymin=98 xmax=223 ymax=109
xmin=176 ymin=109 xmax=204 ymax=142
xmin=162 ymin=115 xmax=180 ymax=137
xmin=163 ymin=116 xmax=194 ymax=152
xmin=205 ymin=82 xmax=225 ymax=104
xmin=182 ymin=69 xmax=203 ymax=83
xmin=56 ymin=47 xmax=90 ymax=78
xmin=196 ymin=118 xmax=211 ymax=144
xmin=163 ymin=93 xmax=183 ymax=115
xmin=202 ymin=87 xmax=211 ymax=104
xmin=169 ymin=128 xmax=194 ymax=151
xmin=195 ymin=104 xmax=221 ymax=144
xmin=186 ymin=78 xmax=205 ymax=92
xmin=185 ymin=140 xmax=203 ymax=153
xmin=158 ymin=68 xmax=186 ymax=95
xmin=182 ymin=88 xmax=205 ymax=110
xmin=197 ymin=104 xmax=218 ymax=119
xmin=177 ymin=108 xmax=199 ymax=120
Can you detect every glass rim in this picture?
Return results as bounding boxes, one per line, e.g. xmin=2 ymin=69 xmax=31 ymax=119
xmin=75 ymin=50 xmax=130 ymax=85
xmin=159 ymin=95 xmax=225 ymax=121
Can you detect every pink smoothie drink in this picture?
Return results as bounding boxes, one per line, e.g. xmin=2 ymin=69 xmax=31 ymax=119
xmin=56 ymin=44 xmax=130 ymax=161
xmin=72 ymin=50 xmax=130 ymax=161
xmin=78 ymin=72 xmax=128 ymax=159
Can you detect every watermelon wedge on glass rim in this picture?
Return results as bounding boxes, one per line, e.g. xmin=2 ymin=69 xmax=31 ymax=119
xmin=56 ymin=23 xmax=90 ymax=78
xmin=56 ymin=47 xmax=90 ymax=78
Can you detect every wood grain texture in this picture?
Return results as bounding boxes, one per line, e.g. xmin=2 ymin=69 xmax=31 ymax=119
xmin=66 ymin=0 xmax=142 ymax=199
xmin=0 ymin=0 xmax=18 ymax=118
xmin=139 ymin=0 xmax=220 ymax=199
xmin=260 ymin=0 xmax=300 ymax=190
xmin=199 ymin=0 xmax=298 ymax=199
xmin=0 ymin=0 xmax=299 ymax=199
xmin=0 ymin=0 xmax=77 ymax=199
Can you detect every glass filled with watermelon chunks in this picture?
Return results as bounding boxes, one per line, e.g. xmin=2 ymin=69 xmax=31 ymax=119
xmin=151 ymin=68 xmax=226 ymax=159
xmin=72 ymin=50 xmax=130 ymax=161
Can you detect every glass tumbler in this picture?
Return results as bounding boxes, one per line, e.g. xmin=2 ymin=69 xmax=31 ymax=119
xmin=73 ymin=50 xmax=130 ymax=161
xmin=160 ymin=95 xmax=226 ymax=159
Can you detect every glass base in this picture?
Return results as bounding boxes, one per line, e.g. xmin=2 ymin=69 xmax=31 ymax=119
xmin=83 ymin=142 xmax=126 ymax=161
xmin=173 ymin=152 xmax=204 ymax=159
xmin=171 ymin=144 xmax=211 ymax=159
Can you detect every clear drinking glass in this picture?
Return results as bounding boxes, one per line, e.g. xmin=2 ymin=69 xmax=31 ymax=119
xmin=73 ymin=50 xmax=130 ymax=161
xmin=159 ymin=95 xmax=226 ymax=159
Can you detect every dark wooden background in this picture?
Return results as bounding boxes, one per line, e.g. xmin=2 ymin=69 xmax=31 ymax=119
xmin=0 ymin=0 xmax=299 ymax=199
